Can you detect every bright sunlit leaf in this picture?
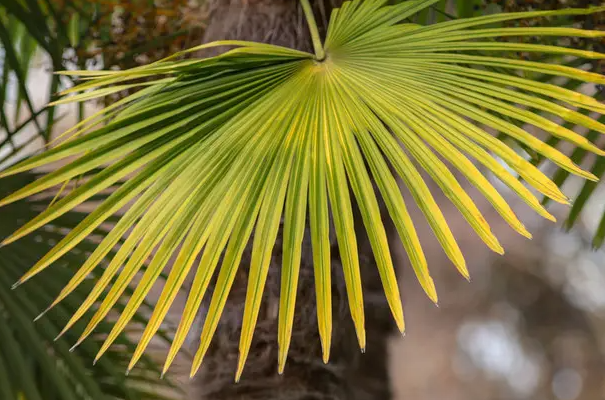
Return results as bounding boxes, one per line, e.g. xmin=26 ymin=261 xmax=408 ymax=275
xmin=1 ymin=0 xmax=604 ymax=379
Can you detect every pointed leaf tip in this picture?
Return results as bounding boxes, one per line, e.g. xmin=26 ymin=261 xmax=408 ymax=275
xmin=322 ymin=344 xmax=330 ymax=364
xmin=190 ymin=360 xmax=202 ymax=379
xmin=235 ymin=355 xmax=246 ymax=383
xmin=57 ymin=327 xmax=70 ymax=342
xmin=518 ymin=224 xmax=532 ymax=240
xmin=33 ymin=307 xmax=50 ymax=322
xmin=278 ymin=350 xmax=287 ymax=375
xmin=70 ymin=335 xmax=86 ymax=352
xmin=161 ymin=364 xmax=171 ymax=379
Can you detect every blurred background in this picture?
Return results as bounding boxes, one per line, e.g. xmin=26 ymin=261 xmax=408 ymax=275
xmin=1 ymin=1 xmax=605 ymax=399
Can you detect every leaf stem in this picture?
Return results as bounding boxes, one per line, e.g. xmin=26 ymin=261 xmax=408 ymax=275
xmin=300 ymin=0 xmax=325 ymax=61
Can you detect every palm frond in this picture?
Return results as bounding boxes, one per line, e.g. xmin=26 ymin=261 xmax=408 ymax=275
xmin=1 ymin=0 xmax=604 ymax=380
xmin=0 ymin=16 xmax=44 ymax=139
xmin=485 ymin=1 xmax=605 ymax=250
xmin=541 ymin=97 xmax=605 ymax=249
xmin=0 ymin=168 xmax=182 ymax=399
xmin=0 ymin=4 xmax=183 ymax=390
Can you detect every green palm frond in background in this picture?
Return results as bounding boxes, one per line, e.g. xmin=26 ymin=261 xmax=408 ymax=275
xmin=0 ymin=15 xmax=49 ymax=156
xmin=0 ymin=0 xmax=76 ymax=147
xmin=1 ymin=0 xmax=605 ymax=382
xmin=0 ymin=154 xmax=182 ymax=398
xmin=0 ymin=0 xmax=206 ymax=165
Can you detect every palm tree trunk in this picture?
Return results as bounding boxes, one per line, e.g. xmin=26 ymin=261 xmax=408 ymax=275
xmin=194 ymin=1 xmax=395 ymax=399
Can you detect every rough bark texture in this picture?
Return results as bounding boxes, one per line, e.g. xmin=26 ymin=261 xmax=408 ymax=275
xmin=201 ymin=0 xmax=339 ymax=53
xmin=193 ymin=1 xmax=396 ymax=399
xmin=197 ymin=230 xmax=394 ymax=400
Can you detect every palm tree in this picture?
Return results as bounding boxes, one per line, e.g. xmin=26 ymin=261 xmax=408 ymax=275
xmin=1 ymin=0 xmax=605 ymax=399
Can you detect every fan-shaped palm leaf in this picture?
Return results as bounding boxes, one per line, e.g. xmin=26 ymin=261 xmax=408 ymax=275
xmin=1 ymin=0 xmax=604 ymax=380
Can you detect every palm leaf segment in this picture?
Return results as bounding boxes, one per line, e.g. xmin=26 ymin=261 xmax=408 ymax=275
xmin=1 ymin=0 xmax=604 ymax=380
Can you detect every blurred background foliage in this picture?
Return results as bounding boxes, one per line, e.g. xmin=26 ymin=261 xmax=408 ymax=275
xmin=0 ymin=169 xmax=182 ymax=400
xmin=0 ymin=0 xmax=604 ymax=399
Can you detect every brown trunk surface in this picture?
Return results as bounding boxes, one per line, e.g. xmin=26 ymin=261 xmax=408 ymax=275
xmin=193 ymin=1 xmax=395 ymax=399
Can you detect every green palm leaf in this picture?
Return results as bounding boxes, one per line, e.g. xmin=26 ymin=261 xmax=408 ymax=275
xmin=0 ymin=169 xmax=181 ymax=399
xmin=485 ymin=2 xmax=605 ymax=250
xmin=0 ymin=3 xmax=183 ymax=389
xmin=1 ymin=0 xmax=604 ymax=380
xmin=0 ymin=0 xmax=69 ymax=143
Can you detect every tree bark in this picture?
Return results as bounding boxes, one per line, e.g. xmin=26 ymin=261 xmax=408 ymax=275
xmin=193 ymin=1 xmax=396 ymax=399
